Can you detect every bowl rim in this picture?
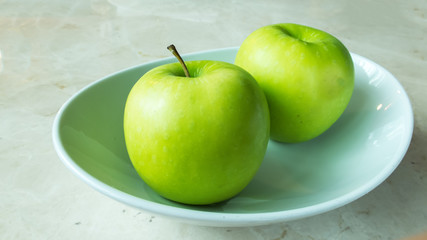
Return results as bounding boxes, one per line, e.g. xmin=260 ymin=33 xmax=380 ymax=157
xmin=52 ymin=47 xmax=414 ymax=226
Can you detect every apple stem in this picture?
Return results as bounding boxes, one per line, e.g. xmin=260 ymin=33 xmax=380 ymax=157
xmin=167 ymin=44 xmax=190 ymax=78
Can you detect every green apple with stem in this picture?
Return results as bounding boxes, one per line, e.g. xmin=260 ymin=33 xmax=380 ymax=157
xmin=123 ymin=45 xmax=270 ymax=205
xmin=235 ymin=23 xmax=354 ymax=143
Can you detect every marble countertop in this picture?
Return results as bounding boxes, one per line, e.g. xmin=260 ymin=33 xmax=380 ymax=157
xmin=1 ymin=0 xmax=426 ymax=239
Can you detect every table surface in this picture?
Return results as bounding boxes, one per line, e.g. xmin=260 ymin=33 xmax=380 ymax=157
xmin=1 ymin=0 xmax=426 ymax=239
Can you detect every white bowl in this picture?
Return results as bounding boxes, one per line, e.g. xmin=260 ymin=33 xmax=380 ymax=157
xmin=52 ymin=47 xmax=413 ymax=227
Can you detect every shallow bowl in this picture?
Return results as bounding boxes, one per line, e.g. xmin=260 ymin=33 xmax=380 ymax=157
xmin=52 ymin=47 xmax=413 ymax=227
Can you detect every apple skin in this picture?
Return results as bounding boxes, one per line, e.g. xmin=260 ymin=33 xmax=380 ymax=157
xmin=235 ymin=23 xmax=354 ymax=143
xmin=123 ymin=60 xmax=270 ymax=205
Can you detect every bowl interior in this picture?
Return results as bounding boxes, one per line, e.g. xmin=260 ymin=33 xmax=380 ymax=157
xmin=54 ymin=48 xmax=413 ymax=222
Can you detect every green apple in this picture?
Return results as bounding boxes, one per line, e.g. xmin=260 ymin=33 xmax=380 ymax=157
xmin=235 ymin=23 xmax=354 ymax=143
xmin=123 ymin=45 xmax=270 ymax=205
